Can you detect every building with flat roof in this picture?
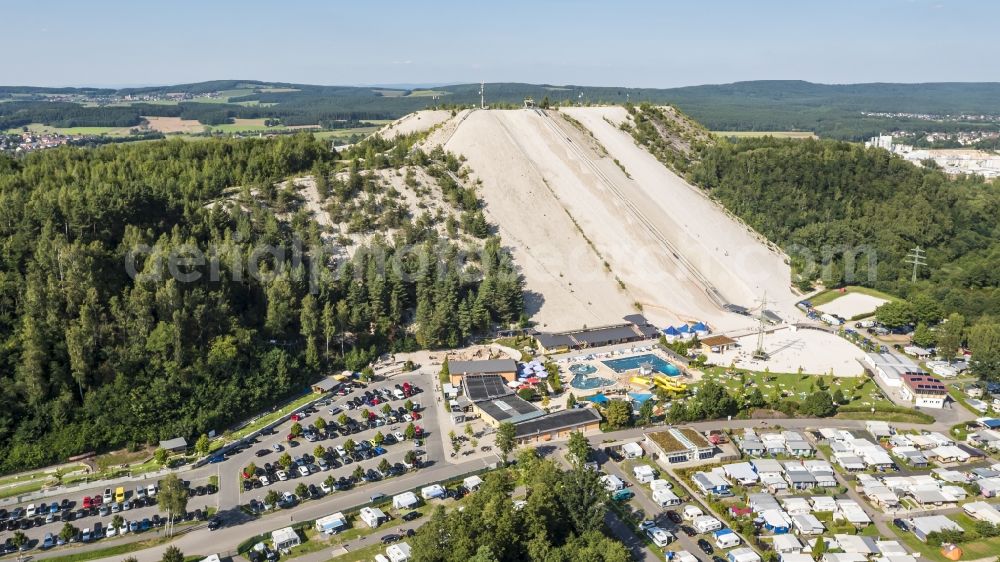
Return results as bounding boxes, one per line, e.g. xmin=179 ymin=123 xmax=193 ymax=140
xmin=462 ymin=374 xmax=514 ymax=402
xmin=475 ymin=394 xmax=546 ymax=427
xmin=514 ymin=407 xmax=602 ymax=443
xmin=533 ymin=316 xmax=659 ymax=353
xmin=910 ymin=515 xmax=962 ymax=541
xmin=864 ymin=353 xmax=923 ymax=388
xmin=645 ymin=428 xmax=716 ymax=464
xmin=900 ymin=374 xmax=948 ymax=409
xmin=447 ymin=358 xmax=517 ymax=385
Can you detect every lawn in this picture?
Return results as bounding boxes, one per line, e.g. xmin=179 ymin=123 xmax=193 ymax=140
xmin=699 ymin=367 xmax=890 ymax=409
xmin=806 ymin=286 xmax=898 ymax=307
xmin=711 ymin=130 xmax=816 ymax=139
xmin=227 ymin=391 xmax=317 ymax=442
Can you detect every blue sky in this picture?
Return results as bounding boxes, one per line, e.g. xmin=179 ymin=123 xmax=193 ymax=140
xmin=7 ymin=0 xmax=997 ymax=88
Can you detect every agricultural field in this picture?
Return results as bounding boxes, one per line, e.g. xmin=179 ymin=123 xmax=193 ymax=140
xmin=207 ymin=118 xmax=314 ymax=133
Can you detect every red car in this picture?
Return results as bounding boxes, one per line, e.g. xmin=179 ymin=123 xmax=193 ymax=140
xmin=92 ymin=495 xmax=103 ymax=506
xmin=286 ymin=433 xmax=295 ymax=442
xmin=414 ymin=426 xmax=424 ymax=437
xmin=82 ymin=496 xmax=93 ymax=509
xmin=291 ymin=413 xmax=302 ymax=422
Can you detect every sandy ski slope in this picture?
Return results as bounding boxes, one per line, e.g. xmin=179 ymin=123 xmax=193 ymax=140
xmin=561 ymin=107 xmax=797 ymax=318
xmin=423 ymin=107 xmax=798 ymax=332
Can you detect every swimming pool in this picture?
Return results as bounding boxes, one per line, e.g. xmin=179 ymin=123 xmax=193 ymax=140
xmin=571 ymin=373 xmax=616 ymax=390
xmin=602 ymin=354 xmax=680 ymax=376
xmin=569 ymin=364 xmax=597 ymax=375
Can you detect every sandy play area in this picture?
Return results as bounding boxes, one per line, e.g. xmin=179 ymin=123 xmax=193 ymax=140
xmin=706 ymin=327 xmax=867 ymax=376
xmin=816 ymin=293 xmax=888 ymax=319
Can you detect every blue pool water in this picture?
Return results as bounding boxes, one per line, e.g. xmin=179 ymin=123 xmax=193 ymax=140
xmin=571 ymin=373 xmax=615 ymax=390
xmin=602 ymin=354 xmax=680 ymax=376
xmin=569 ymin=364 xmax=597 ymax=375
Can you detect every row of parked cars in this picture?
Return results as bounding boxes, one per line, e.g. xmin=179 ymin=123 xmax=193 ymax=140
xmin=1 ymin=479 xmax=215 ymax=534
xmin=0 ymin=509 xmax=216 ymax=555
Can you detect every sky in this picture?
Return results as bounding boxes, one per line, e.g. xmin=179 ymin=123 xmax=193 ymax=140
xmin=6 ymin=0 xmax=998 ymax=88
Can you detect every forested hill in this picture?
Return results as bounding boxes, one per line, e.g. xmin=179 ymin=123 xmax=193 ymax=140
xmin=0 ymin=133 xmax=523 ymax=471
xmin=3 ymin=80 xmax=999 ymax=139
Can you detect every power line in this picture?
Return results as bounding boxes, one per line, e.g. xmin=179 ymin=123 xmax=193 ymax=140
xmin=904 ymin=246 xmax=927 ymax=282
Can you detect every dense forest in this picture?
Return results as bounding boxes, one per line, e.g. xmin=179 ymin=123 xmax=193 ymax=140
xmin=4 ymin=80 xmax=1000 ymax=140
xmin=630 ymin=104 xmax=1000 ymax=378
xmin=409 ymin=454 xmax=629 ymax=562
xmin=0 ymin=132 xmax=523 ymax=472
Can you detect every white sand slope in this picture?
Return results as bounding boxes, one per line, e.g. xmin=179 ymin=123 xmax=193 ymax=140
xmin=378 ymin=109 xmax=453 ymax=139
xmin=561 ymin=107 xmax=798 ymax=321
xmin=442 ymin=110 xmax=637 ymax=331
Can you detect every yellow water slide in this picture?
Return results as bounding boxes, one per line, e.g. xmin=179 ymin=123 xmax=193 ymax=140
xmin=629 ymin=375 xmax=651 ymax=387
xmin=652 ymin=374 xmax=687 ymax=393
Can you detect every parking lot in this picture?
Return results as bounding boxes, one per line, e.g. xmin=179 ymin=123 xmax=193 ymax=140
xmin=234 ymin=375 xmax=441 ymax=510
xmin=0 ymin=368 xmax=445 ymax=557
xmin=0 ymin=476 xmax=219 ymax=553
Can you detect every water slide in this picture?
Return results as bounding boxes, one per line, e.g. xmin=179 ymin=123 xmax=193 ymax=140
xmin=652 ymin=374 xmax=687 ymax=393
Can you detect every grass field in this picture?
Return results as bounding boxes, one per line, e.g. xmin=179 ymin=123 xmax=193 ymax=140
xmin=699 ymin=366 xmax=890 ymax=409
xmin=712 ymin=130 xmax=817 ymax=139
xmin=407 ymin=90 xmax=449 ymax=97
xmin=806 ymin=285 xmax=899 ymax=307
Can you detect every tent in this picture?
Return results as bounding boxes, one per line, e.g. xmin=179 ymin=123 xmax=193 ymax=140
xmin=663 ymin=326 xmax=680 ymax=336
